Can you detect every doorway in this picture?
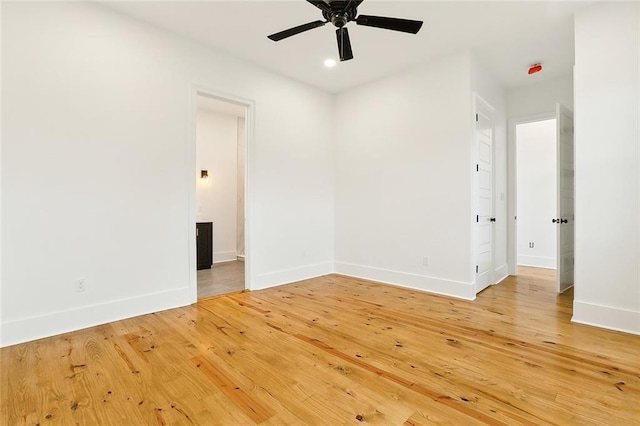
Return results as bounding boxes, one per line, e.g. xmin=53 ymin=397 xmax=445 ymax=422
xmin=515 ymin=118 xmax=557 ymax=270
xmin=194 ymin=92 xmax=248 ymax=299
xmin=507 ymin=106 xmax=575 ymax=294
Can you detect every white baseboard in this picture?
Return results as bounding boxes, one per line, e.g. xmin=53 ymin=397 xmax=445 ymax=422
xmin=1 ymin=287 xmax=192 ymax=348
xmin=517 ymin=255 xmax=556 ymax=269
xmin=252 ymin=261 xmax=334 ymax=291
xmin=572 ymin=301 xmax=640 ymax=335
xmin=334 ymin=262 xmax=475 ymax=300
xmin=493 ymin=264 xmax=508 ymax=284
xmin=214 ymin=251 xmax=238 ymax=263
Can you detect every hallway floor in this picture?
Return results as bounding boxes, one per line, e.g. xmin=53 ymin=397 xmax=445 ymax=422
xmin=197 ymin=260 xmax=245 ymax=299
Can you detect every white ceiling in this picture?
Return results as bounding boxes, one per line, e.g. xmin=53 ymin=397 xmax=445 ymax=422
xmin=103 ymin=0 xmax=594 ymax=93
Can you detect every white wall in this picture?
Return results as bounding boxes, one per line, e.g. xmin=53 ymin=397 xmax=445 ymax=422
xmin=0 ymin=1 xmax=3 ymax=346
xmin=573 ymin=2 xmax=640 ymax=334
xmin=1 ymin=2 xmax=334 ymax=346
xmin=471 ymin=54 xmax=508 ymax=283
xmin=507 ymin=75 xmax=574 ymax=119
xmin=334 ymin=51 xmax=476 ymax=299
xmin=516 ymin=119 xmax=557 ymax=268
xmin=196 ymin=109 xmax=240 ymax=263
xmin=333 ymin=51 xmax=506 ymax=300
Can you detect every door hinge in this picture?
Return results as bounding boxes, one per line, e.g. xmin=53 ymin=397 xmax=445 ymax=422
xmin=476 ymin=265 xmax=479 ymax=273
xmin=476 ymin=164 xmax=479 ymax=172
xmin=475 ymin=113 xmax=479 ymax=122
xmin=476 ymin=215 xmax=479 ymax=223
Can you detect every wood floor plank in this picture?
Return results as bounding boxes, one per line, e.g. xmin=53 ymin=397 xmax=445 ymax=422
xmin=2 ymin=267 xmax=639 ymax=425
xmin=191 ymin=354 xmax=276 ymax=423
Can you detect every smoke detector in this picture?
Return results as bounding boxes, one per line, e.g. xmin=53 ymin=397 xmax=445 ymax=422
xmin=528 ymin=63 xmax=543 ymax=75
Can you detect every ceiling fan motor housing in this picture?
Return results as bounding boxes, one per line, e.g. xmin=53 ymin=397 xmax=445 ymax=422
xmin=323 ymin=7 xmax=357 ymax=28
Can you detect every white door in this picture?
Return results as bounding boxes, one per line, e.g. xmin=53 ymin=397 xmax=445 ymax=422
xmin=475 ymin=96 xmax=495 ymax=293
xmin=556 ymin=104 xmax=574 ymax=293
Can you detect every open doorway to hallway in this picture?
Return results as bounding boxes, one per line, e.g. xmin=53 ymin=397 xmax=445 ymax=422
xmin=195 ymin=94 xmax=246 ymax=298
xmin=509 ymin=105 xmax=575 ymax=295
xmin=515 ymin=118 xmax=557 ymax=271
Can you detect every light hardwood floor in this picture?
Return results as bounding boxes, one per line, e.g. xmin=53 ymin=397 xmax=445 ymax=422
xmin=197 ymin=260 xmax=245 ymax=299
xmin=2 ymin=267 xmax=638 ymax=425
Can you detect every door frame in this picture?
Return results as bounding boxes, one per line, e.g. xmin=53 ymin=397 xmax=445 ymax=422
xmin=187 ymin=85 xmax=256 ymax=301
xmin=507 ymin=112 xmax=555 ymax=276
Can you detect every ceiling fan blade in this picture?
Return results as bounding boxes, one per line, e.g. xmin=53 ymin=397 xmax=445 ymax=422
xmin=268 ymin=20 xmax=327 ymax=42
xmin=356 ymin=15 xmax=423 ymax=34
xmin=336 ymin=27 xmax=354 ymax=62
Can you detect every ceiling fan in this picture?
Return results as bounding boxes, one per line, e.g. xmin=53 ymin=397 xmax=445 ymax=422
xmin=267 ymin=0 xmax=423 ymax=62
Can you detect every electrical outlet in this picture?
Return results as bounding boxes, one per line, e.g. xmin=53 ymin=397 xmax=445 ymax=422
xmin=422 ymin=256 xmax=430 ymax=266
xmin=76 ymin=278 xmax=86 ymax=292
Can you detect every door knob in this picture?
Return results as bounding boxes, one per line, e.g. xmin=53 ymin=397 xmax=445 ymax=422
xmin=552 ymin=218 xmax=559 ymax=223
xmin=490 ymin=217 xmax=496 ymax=222
xmin=560 ymin=218 xmax=568 ymax=224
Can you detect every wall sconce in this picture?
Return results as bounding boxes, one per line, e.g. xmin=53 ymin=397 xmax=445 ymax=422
xmin=200 ymin=170 xmax=209 ymax=182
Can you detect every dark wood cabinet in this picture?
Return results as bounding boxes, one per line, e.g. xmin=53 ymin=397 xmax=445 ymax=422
xmin=196 ymin=222 xmax=213 ymax=270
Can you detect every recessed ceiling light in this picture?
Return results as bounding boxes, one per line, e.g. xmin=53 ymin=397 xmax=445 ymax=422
xmin=324 ymin=58 xmax=337 ymax=68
